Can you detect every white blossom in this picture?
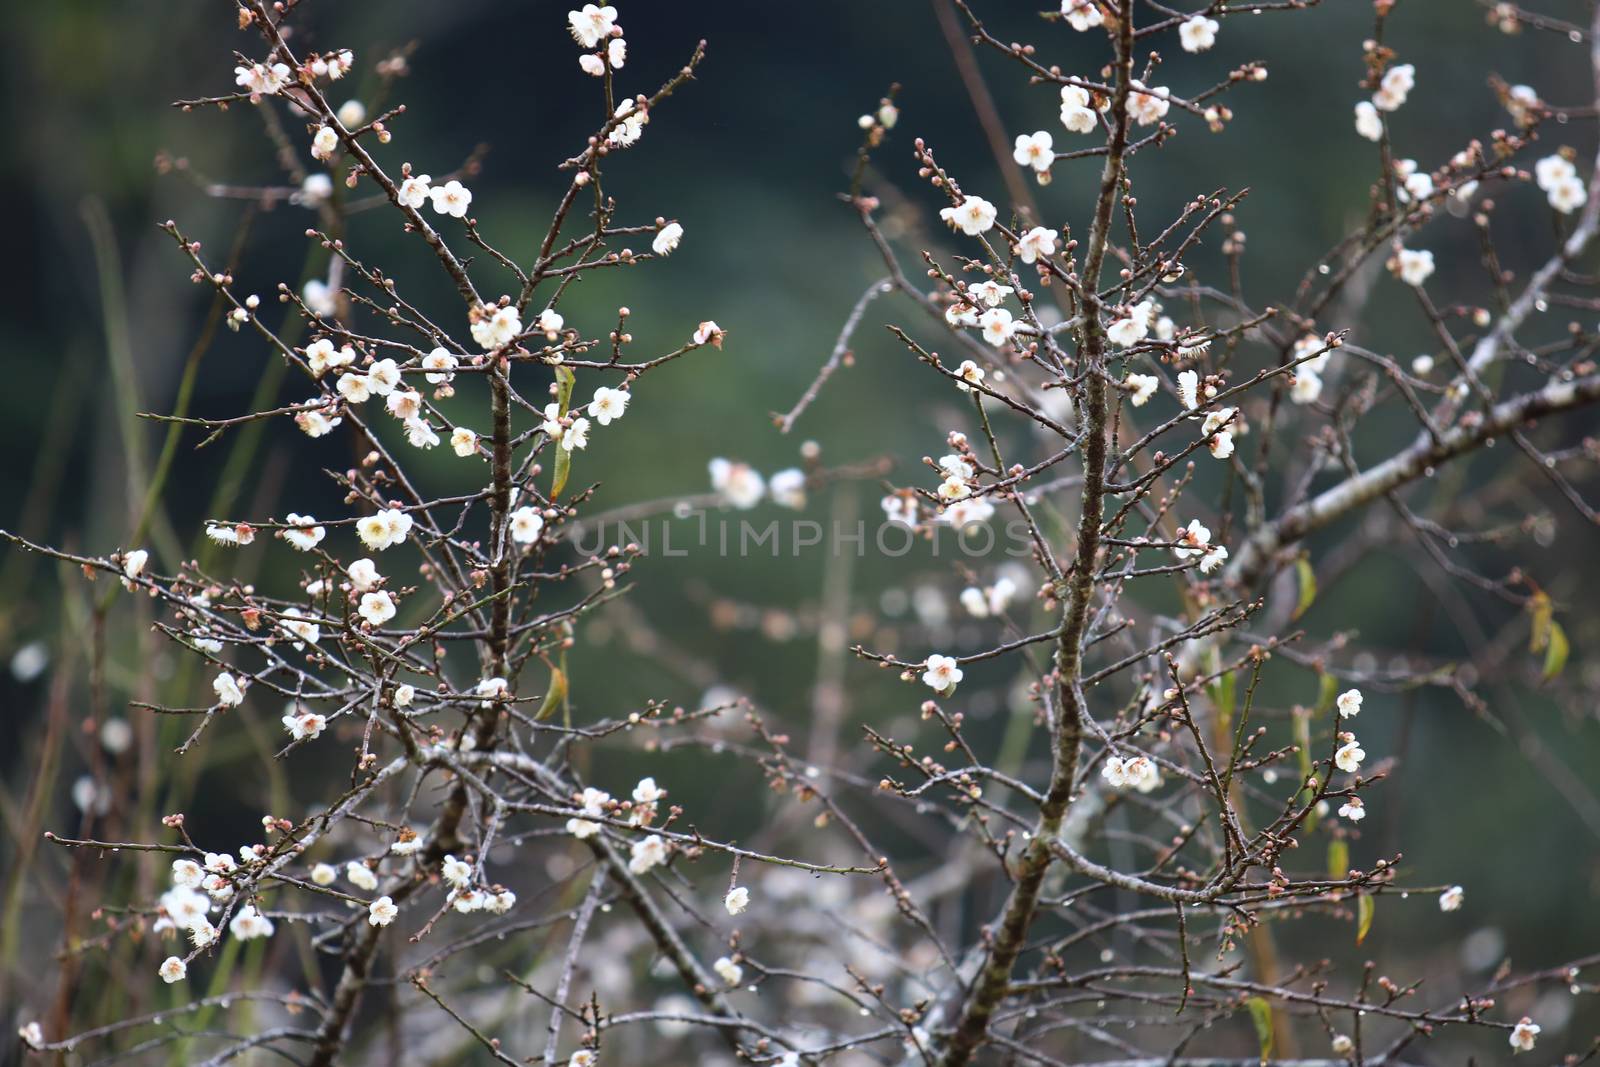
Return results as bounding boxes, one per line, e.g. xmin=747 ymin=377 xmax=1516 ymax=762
xmin=1179 ymin=15 xmax=1218 ymax=53
xmin=472 ymin=305 xmax=523 ymax=351
xmin=230 ymin=905 xmax=275 ymax=941
xmin=1062 ymin=0 xmax=1104 ymax=31
xmin=921 ymin=653 xmax=963 ymax=693
xmin=1354 ymin=100 xmax=1383 ymax=142
xmin=1334 ymin=736 xmax=1366 ymax=774
xmin=939 ymin=196 xmax=998 ymax=236
xmin=235 ymin=61 xmax=291 ymax=98
xmin=451 ymin=427 xmax=478 ymax=457
xmin=1372 ymin=63 xmax=1415 ymax=112
xmin=980 ymin=308 xmax=1017 ymax=347
xmin=356 ymin=509 xmax=413 ymax=552
xmin=1015 ymin=226 xmax=1059 ymax=264
xmin=510 ymin=506 xmax=545 ymax=544
xmin=1336 ymin=688 xmax=1363 ymax=718
xmin=346 ymin=862 xmax=378 ymax=891
xmin=1439 ymin=885 xmax=1464 ymax=911
xmin=724 ymin=465 xmax=786 ymax=513
xmin=1060 ymin=84 xmax=1098 ymax=133
xmin=368 ymin=895 xmax=398 ymax=926
xmin=398 ymin=173 xmax=432 ymax=209
xmin=724 ymin=886 xmax=751 ymax=915
xmin=713 ymin=956 xmax=744 ymax=986
xmin=172 ymin=859 xmax=204 ymax=889
xmin=607 ymin=99 xmax=648 ymax=146
xmin=213 ymin=672 xmax=245 ymax=707
xmin=441 ymin=855 xmax=472 ymax=888
xmin=652 ymin=222 xmax=683 ymax=256
xmin=358 ymin=590 xmax=396 ymax=627
xmin=710 ymin=458 xmax=766 ymax=509
xmin=1127 ymin=81 xmax=1170 ymax=126
xmin=159 ymin=956 xmax=187 ymax=984
xmin=1126 ymin=373 xmax=1159 ymax=406
xmin=311 ymin=863 xmax=337 ymax=886
xmin=429 ymin=180 xmax=472 ymax=218
xmin=628 ymin=834 xmax=669 ymax=874
xmin=422 ymin=348 xmax=458 ymax=384
xmin=310 ymin=125 xmax=339 ymax=162
xmin=1012 ymin=130 xmax=1054 ymax=174
xmin=283 ymin=514 xmax=325 ymax=552
xmin=1396 ymin=247 xmax=1435 ymax=287
xmin=588 ymin=387 xmax=630 ymax=425
xmin=969 ymin=280 xmax=1013 ymax=307
xmin=1509 ymin=1017 xmax=1540 ymax=1053
xmin=347 ymin=558 xmax=381 ymax=592
xmin=1338 ymin=797 xmax=1366 ymax=822
xmin=568 ymin=4 xmax=617 ymax=48
xmin=1549 ymin=174 xmax=1587 ymax=214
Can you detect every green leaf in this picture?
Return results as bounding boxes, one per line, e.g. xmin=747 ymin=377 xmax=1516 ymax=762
xmin=1356 ymin=894 xmax=1375 ymax=945
xmin=1292 ymin=555 xmax=1317 ymax=621
xmin=534 ymin=665 xmax=568 ymax=722
xmin=550 ymin=366 xmax=577 ymax=499
xmin=1327 ymin=838 xmax=1349 ymax=880
xmin=1244 ymin=996 xmax=1274 ymax=1064
xmin=1543 ymin=620 xmax=1569 ymax=680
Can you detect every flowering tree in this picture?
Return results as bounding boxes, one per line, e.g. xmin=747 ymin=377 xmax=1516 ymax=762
xmin=7 ymin=0 xmax=1600 ymax=1065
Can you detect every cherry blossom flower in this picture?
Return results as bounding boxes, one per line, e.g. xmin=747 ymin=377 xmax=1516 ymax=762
xmin=346 ymin=862 xmax=378 ymax=891
xmin=607 ymin=99 xmax=648 ymax=146
xmin=394 ymin=172 xmax=431 ymax=209
xmin=1394 ymin=159 xmax=1434 ymax=203
xmin=282 ymin=709 xmax=327 ymax=740
xmin=693 ymin=320 xmax=724 ymax=346
xmin=347 ymin=558 xmax=381 ymax=593
xmin=713 ymin=956 xmax=744 ymax=986
xmin=1439 ymin=885 xmax=1464 ymax=911
xmin=724 ymin=886 xmax=750 ymax=915
xmin=1549 ymin=174 xmax=1587 ymax=214
xmin=422 ymin=348 xmax=458 ymax=384
xmin=1396 ymin=247 xmax=1435 ymax=287
xmin=356 ymin=509 xmax=413 ymax=551
xmin=404 ymin=418 xmax=439 ymax=449
xmin=710 ymin=458 xmax=766 ymax=508
xmin=283 ymin=514 xmax=325 ymax=552
xmin=335 ymin=373 xmax=370 ymax=405
xmin=297 ymin=408 xmax=342 ymax=438
xmin=17 ymin=1022 xmax=43 ymax=1050
xmin=172 ymin=859 xmax=203 ymax=888
xmin=1127 ymin=81 xmax=1170 ymax=126
xmin=922 ymin=653 xmax=963 ymax=693
xmin=567 ymin=787 xmax=611 ymax=839
xmin=980 ymin=307 xmax=1017 ymax=347
xmin=579 ymin=53 xmax=605 ymax=77
xmin=451 ymin=427 xmax=478 ymax=457
xmin=568 ymin=1052 xmax=597 ymax=1067
xmin=1012 ymin=130 xmax=1054 ymax=174
xmin=393 ymin=685 xmax=415 ymax=708
xmin=234 ymin=61 xmax=291 ymax=98
xmin=230 ymin=905 xmax=275 ymax=941
xmin=159 ymin=956 xmax=187 ymax=984
xmin=652 ymin=222 xmax=683 ymax=256
xmin=310 ymin=125 xmax=339 ymax=162
xmin=510 ymin=506 xmax=545 ymax=544
xmin=278 ymin=608 xmax=321 ymax=648
xmin=368 ymin=895 xmax=398 ymax=926
xmin=588 ymin=387 xmax=630 ymax=425
xmin=471 ymin=304 xmax=523 ymax=351
xmin=568 ymin=5 xmax=617 ymax=48
xmin=562 ymin=417 xmax=590 ymax=451
xmin=628 ymin=834 xmax=669 ymax=874
xmin=429 ymin=180 xmax=472 ymax=218
xmin=1372 ymin=63 xmax=1415 ymax=112
xmin=1291 ymin=369 xmax=1323 ymax=405
xmin=1201 ymin=408 xmax=1236 ymax=459
xmin=1509 ymin=1018 xmax=1540 ymax=1053
xmin=769 ymin=468 xmax=807 ymax=509
xmin=960 ymin=576 xmax=1017 ymax=617
xmin=476 ymin=677 xmax=510 ymax=705
xmin=1061 ymin=84 xmax=1099 ymax=133
xmin=1179 ymin=15 xmax=1218 ymax=52
xmin=1015 ymin=225 xmax=1059 ymax=264
xmin=969 ymin=280 xmax=1013 ymax=307
xmin=1338 ymin=797 xmax=1366 ymax=821
xmin=1337 ymin=688 xmax=1363 ymax=718
xmin=214 ymin=672 xmax=245 ymax=707
xmin=358 ymin=590 xmax=396 ymax=627
xmin=441 ymin=855 xmax=472 ymax=889
xmin=941 ymin=497 xmax=995 ymax=528
xmin=1354 ymin=100 xmax=1383 ymax=142
xmin=1334 ymin=736 xmax=1366 ymax=774
xmin=939 ymin=196 xmax=999 ymax=236
xmin=305 ymin=338 xmax=356 ymax=377
xmin=1061 ymin=0 xmax=1103 ymax=31
xmin=1331 ymin=1035 xmax=1354 ymax=1055
xmin=1126 ymin=373 xmax=1159 ymax=406
xmin=311 ymin=863 xmax=337 ymax=886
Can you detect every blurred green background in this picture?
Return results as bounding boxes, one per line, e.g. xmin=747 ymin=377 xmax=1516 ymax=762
xmin=2 ymin=0 xmax=1598 ymax=1058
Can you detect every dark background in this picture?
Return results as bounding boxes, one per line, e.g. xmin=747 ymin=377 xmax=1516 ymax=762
xmin=2 ymin=0 xmax=1597 ymax=1057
